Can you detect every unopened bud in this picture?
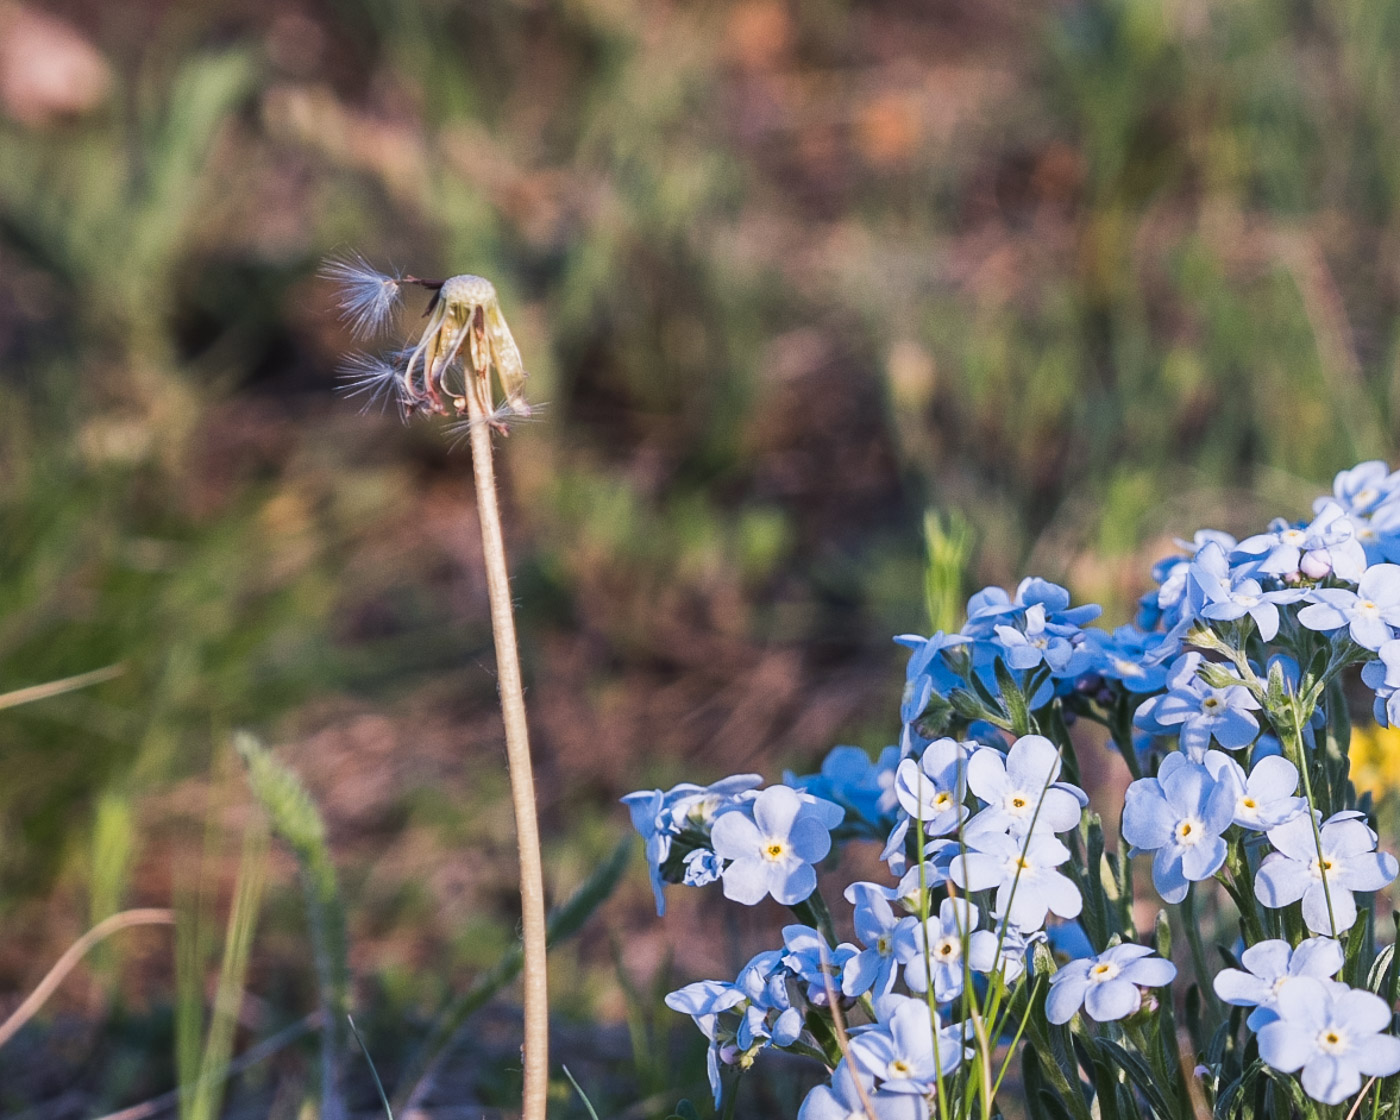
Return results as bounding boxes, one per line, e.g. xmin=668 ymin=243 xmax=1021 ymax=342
xmin=1300 ymin=550 xmax=1332 ymax=580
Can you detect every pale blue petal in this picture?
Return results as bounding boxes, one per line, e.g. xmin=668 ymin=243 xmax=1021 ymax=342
xmin=1255 ymin=855 xmax=1309 ymax=908
xmin=1122 ymin=782 xmax=1174 ymax=849
xmin=1335 ymin=988 xmax=1392 ymax=1034
xmin=1351 ymin=614 xmax=1394 ymax=651
xmin=1212 ymin=708 xmax=1259 ymax=749
xmin=1289 ymin=937 xmax=1343 ymax=979
xmin=1084 ymin=979 xmax=1141 ymax=1022
xmin=754 ymin=785 xmax=803 ymax=838
xmin=1298 ymin=601 xmax=1350 ymax=632
xmin=1045 ymin=975 xmax=1089 ymax=1025
xmin=711 ymin=811 xmax=762 ymax=861
xmin=789 ymin=815 xmax=834 ymax=863
xmin=1180 ymin=835 xmax=1227 ymax=881
xmin=1239 ymin=938 xmax=1292 ymax=980
xmin=1302 ymin=882 xmax=1355 ymax=935
xmin=1214 ymin=969 xmax=1272 ymax=1006
xmin=1257 ymin=1022 xmax=1312 ymax=1073
xmin=1301 ymin=1055 xmax=1361 ymax=1106
xmin=1354 ymin=1035 xmax=1400 ymax=1079
xmin=772 ymin=862 xmax=818 ymax=906
xmin=1120 ymin=956 xmax=1177 ymax=988
xmin=1153 ymin=846 xmax=1190 ymax=904
xmin=1335 ymin=851 xmax=1398 ymax=892
xmin=722 ymin=858 xmax=775 ymax=905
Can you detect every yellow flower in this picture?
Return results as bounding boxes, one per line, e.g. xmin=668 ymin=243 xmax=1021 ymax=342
xmin=1347 ymin=723 xmax=1400 ymax=801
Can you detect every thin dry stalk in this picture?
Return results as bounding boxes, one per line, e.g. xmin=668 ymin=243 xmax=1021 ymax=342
xmin=463 ymin=311 xmax=550 ymax=1120
xmin=0 ymin=908 xmax=174 ymax=1050
xmin=0 ymin=663 xmax=124 ymax=711
xmin=816 ymin=941 xmax=878 ymax=1120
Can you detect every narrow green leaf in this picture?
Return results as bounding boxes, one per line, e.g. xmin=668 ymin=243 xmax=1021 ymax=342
xmin=1095 ymin=1038 xmax=1178 ymax=1120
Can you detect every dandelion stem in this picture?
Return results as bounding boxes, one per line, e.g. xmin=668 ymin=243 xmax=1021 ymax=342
xmin=463 ymin=331 xmax=550 ymax=1120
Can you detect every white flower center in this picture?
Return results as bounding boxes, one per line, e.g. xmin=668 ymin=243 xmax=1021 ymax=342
xmin=876 ymin=935 xmax=891 ymax=955
xmin=1175 ymin=818 xmax=1205 ymax=846
xmin=1236 ymin=593 xmax=1259 ymax=607
xmin=1308 ymin=854 xmax=1337 ymax=879
xmin=1358 ymin=599 xmax=1380 ymax=617
xmin=1004 ymin=853 xmax=1036 ymax=876
xmin=1201 ymin=696 xmax=1221 ymax=713
xmin=1238 ymin=796 xmax=1259 ymax=817
xmin=1282 ymin=529 xmax=1306 ymax=546
xmin=763 ymin=840 xmax=788 ymax=862
xmin=932 ymin=935 xmax=962 ymax=962
xmin=1089 ymin=961 xmax=1121 ymax=984
xmin=1317 ymin=1027 xmax=1349 ymax=1055
xmin=1005 ymin=792 xmax=1032 ymax=816
xmin=889 ymin=1058 xmax=913 ymax=1078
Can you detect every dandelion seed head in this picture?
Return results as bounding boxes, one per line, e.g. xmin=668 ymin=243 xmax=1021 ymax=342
xmin=322 ymin=252 xmax=404 ymax=339
xmin=439 ymin=273 xmax=497 ymax=311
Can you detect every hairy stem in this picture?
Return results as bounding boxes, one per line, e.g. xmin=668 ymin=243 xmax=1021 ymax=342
xmin=465 ymin=354 xmax=550 ymax=1120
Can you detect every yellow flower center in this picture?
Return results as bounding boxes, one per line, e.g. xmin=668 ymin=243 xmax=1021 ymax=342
xmin=764 ymin=842 xmax=786 ymax=861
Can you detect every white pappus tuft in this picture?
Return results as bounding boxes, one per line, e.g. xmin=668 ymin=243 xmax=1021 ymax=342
xmin=321 ymin=252 xmax=404 ymax=339
xmin=335 ymin=351 xmax=409 ymax=414
xmin=445 ymin=399 xmax=545 ymax=448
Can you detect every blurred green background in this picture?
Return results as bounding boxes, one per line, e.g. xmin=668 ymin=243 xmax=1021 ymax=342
xmin=1 ymin=0 xmax=1398 ymax=1113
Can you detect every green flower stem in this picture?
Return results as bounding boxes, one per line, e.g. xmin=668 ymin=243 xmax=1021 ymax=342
xmin=790 ymin=890 xmax=838 ymax=948
xmin=1179 ymin=886 xmax=1219 ymax=1018
xmin=1277 ymin=696 xmax=1341 ymax=939
xmin=1223 ymin=839 xmax=1267 ymax=943
xmin=913 ymin=810 xmax=953 ymax=1120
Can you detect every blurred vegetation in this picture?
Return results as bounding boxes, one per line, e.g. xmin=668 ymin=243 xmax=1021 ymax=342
xmin=2 ymin=0 xmax=1400 ymax=1113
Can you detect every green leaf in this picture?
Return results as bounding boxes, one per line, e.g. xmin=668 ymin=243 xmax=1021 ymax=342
xmin=993 ymin=657 xmax=1031 ymax=735
xmin=390 ymin=836 xmax=633 ymax=1112
xmin=1260 ymin=1064 xmax=1311 ymax=1118
xmin=563 ymin=1066 xmax=602 ymax=1120
xmin=1095 ymin=1038 xmax=1178 ymax=1120
xmin=1086 ymin=1044 xmax=1126 ymax=1120
xmin=1216 ymin=1059 xmax=1268 ymax=1120
xmin=236 ymin=732 xmax=347 ymax=1118
xmin=668 ymin=1100 xmax=703 ymax=1120
xmin=1025 ymin=1053 xmax=1078 ymax=1120
xmin=1079 ymin=813 xmax=1112 ymax=952
xmin=1346 ymin=910 xmax=1372 ymax=987
xmin=1153 ymin=909 xmax=1172 ymax=960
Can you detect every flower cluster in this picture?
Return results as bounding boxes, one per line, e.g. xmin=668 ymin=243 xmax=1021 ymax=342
xmin=629 ymin=460 xmax=1400 ymax=1120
